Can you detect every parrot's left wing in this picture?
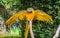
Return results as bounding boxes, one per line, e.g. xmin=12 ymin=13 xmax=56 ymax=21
xmin=34 ymin=10 xmax=53 ymax=22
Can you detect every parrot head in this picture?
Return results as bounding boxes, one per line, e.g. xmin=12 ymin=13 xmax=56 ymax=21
xmin=26 ymin=8 xmax=34 ymax=13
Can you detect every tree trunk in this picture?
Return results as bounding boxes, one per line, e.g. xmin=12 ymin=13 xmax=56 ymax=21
xmin=53 ymin=25 xmax=60 ymax=38
xmin=29 ymin=20 xmax=34 ymax=38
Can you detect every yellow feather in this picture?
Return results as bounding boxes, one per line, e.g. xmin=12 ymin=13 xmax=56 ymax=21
xmin=26 ymin=10 xmax=35 ymax=20
xmin=35 ymin=10 xmax=53 ymax=22
xmin=6 ymin=13 xmax=19 ymax=25
xmin=24 ymin=21 xmax=30 ymax=38
xmin=18 ymin=11 xmax=26 ymax=20
xmin=6 ymin=10 xmax=27 ymax=25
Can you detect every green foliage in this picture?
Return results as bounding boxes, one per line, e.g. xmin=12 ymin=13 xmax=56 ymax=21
xmin=0 ymin=15 xmax=4 ymax=21
xmin=0 ymin=0 xmax=60 ymax=38
xmin=0 ymin=36 xmax=21 ymax=38
xmin=10 ymin=27 xmax=21 ymax=36
xmin=0 ymin=0 xmax=21 ymax=9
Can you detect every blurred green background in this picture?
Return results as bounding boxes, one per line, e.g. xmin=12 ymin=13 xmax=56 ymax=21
xmin=0 ymin=0 xmax=60 ymax=38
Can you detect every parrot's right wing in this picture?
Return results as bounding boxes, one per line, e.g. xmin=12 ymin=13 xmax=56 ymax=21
xmin=6 ymin=10 xmax=27 ymax=26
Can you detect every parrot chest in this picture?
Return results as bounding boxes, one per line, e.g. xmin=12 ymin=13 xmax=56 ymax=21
xmin=26 ymin=13 xmax=35 ymax=21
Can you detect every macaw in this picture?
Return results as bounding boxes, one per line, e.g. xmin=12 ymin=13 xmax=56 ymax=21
xmin=6 ymin=8 xmax=53 ymax=38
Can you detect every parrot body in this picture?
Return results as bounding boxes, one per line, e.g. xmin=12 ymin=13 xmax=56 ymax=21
xmin=6 ymin=8 xmax=53 ymax=38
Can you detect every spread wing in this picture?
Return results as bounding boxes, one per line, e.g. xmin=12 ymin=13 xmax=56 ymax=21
xmin=18 ymin=10 xmax=27 ymax=20
xmin=34 ymin=10 xmax=53 ymax=22
xmin=6 ymin=10 xmax=29 ymax=38
xmin=6 ymin=13 xmax=19 ymax=25
xmin=6 ymin=10 xmax=27 ymax=25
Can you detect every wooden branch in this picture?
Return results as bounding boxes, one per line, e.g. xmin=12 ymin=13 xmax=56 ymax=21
xmin=29 ymin=20 xmax=34 ymax=38
xmin=53 ymin=25 xmax=60 ymax=38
